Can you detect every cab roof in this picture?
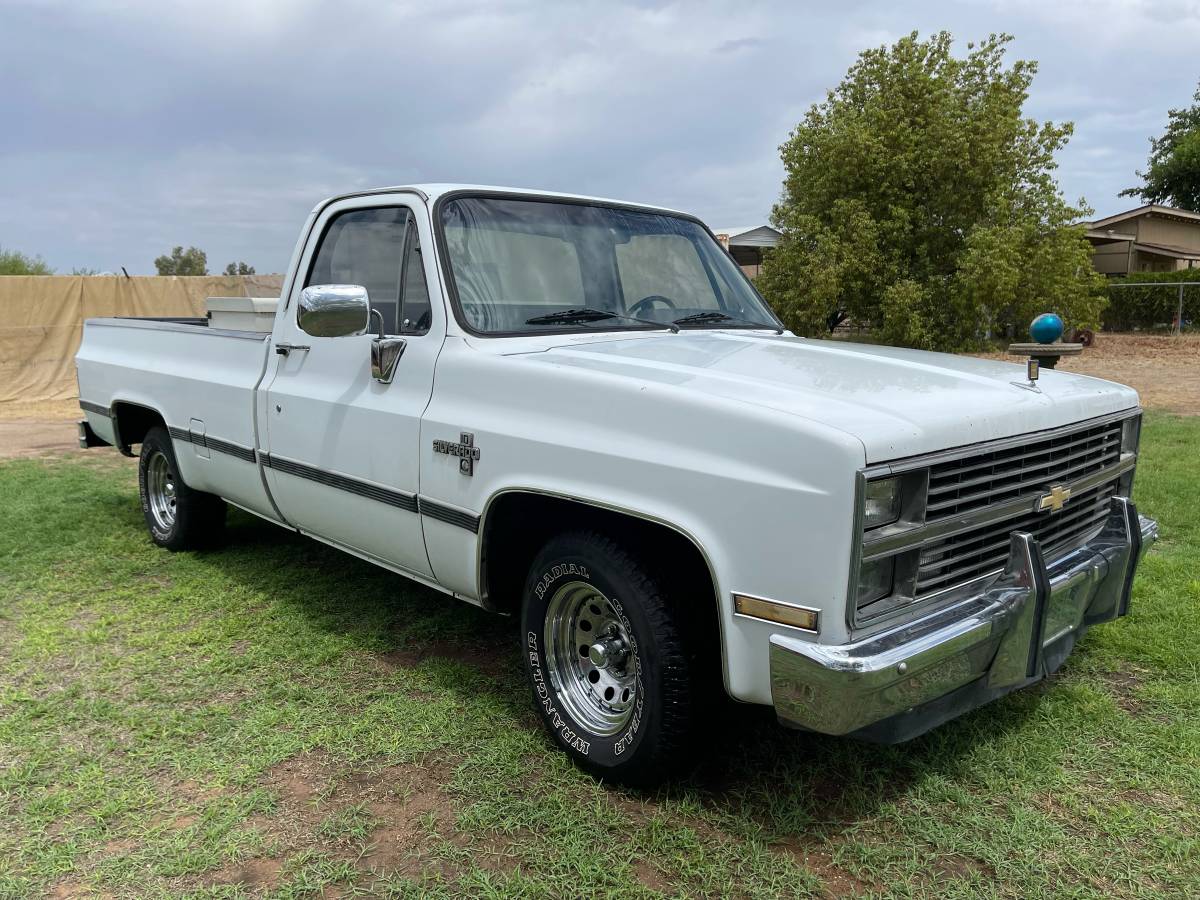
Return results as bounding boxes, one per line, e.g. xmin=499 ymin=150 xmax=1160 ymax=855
xmin=314 ymin=184 xmax=691 ymax=218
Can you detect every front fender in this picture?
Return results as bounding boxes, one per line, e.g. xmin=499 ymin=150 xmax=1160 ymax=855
xmin=419 ymin=338 xmax=866 ymax=704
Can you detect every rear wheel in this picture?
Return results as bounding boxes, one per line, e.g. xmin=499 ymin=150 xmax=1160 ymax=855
xmin=138 ymin=426 xmax=226 ymax=551
xmin=521 ymin=531 xmax=695 ymax=785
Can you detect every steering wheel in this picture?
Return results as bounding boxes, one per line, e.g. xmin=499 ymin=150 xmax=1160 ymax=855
xmin=628 ymin=294 xmax=678 ymax=317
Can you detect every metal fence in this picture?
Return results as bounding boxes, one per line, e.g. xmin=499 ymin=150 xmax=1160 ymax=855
xmin=1106 ymin=281 xmax=1197 ymax=335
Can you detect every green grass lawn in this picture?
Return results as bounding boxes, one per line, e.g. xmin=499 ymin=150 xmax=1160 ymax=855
xmin=1 ymin=415 xmax=1197 ymax=899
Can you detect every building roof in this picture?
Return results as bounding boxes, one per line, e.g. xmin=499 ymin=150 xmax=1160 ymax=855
xmin=1085 ymin=227 xmax=1137 ymax=244
xmin=709 ymin=225 xmax=782 ymax=247
xmin=1087 ymin=203 xmax=1200 ymax=230
xmin=1133 ymin=241 xmax=1200 ymax=261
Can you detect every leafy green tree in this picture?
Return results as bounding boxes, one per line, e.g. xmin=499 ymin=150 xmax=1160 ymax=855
xmin=1121 ymin=81 xmax=1200 ymax=211
xmin=154 ymin=246 xmax=208 ymax=276
xmin=223 ymin=261 xmax=256 ymax=276
xmin=71 ymin=267 xmax=100 ymax=276
xmin=757 ymin=32 xmax=1104 ymax=351
xmin=0 ymin=247 xmax=54 ymax=275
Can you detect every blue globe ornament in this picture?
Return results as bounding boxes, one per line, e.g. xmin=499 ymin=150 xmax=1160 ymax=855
xmin=1030 ymin=313 xmax=1064 ymax=345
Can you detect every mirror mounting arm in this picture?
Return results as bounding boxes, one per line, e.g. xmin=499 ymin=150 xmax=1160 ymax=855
xmin=369 ymin=308 xmax=386 ymax=340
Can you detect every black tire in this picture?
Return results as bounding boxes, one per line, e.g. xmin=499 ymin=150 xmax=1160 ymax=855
xmin=521 ymin=531 xmax=694 ymax=786
xmin=138 ymin=426 xmax=226 ymax=551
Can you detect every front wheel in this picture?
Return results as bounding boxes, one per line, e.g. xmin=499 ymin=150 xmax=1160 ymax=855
xmin=521 ymin=531 xmax=694 ymax=785
xmin=138 ymin=426 xmax=226 ymax=551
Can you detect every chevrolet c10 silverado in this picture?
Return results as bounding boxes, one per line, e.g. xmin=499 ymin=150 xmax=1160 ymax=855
xmin=75 ymin=184 xmax=1157 ymax=784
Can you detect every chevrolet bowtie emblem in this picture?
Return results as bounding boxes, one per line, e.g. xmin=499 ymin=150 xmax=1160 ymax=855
xmin=1036 ymin=484 xmax=1072 ymax=513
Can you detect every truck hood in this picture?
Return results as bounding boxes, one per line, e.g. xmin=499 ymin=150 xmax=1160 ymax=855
xmin=514 ymin=331 xmax=1139 ymax=462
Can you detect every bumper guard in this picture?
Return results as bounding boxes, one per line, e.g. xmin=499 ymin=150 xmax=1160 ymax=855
xmin=770 ymin=497 xmax=1158 ymax=742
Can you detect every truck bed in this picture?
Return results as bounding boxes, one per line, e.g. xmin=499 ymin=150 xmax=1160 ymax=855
xmin=75 ymin=316 xmax=277 ymax=518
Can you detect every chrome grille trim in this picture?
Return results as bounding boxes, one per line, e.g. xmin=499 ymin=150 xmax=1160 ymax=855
xmin=915 ymin=480 xmax=1119 ymax=596
xmin=852 ymin=409 xmax=1142 ymax=631
xmin=862 ymin=452 xmax=1135 ymax=562
xmin=924 ymin=418 xmax=1123 ymax=520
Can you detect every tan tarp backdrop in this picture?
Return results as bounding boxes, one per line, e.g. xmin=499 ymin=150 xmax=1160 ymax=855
xmin=0 ymin=275 xmax=283 ymax=404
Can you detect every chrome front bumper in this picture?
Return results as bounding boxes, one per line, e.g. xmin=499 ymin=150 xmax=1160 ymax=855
xmin=770 ymin=497 xmax=1158 ymax=742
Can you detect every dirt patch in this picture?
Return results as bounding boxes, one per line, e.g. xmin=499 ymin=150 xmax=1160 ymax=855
xmin=351 ymin=763 xmax=455 ymax=870
xmin=631 ymin=858 xmax=673 ymax=893
xmin=1117 ymin=788 xmax=1193 ymax=820
xmin=152 ymin=776 xmax=227 ymax=806
xmin=1099 ymin=667 xmax=1147 ymax=716
xmin=249 ymin=750 xmax=499 ymax=887
xmin=264 ymin=749 xmax=341 ymax=810
xmin=974 ymin=333 xmax=1200 ymax=415
xmin=774 ymin=840 xmax=871 ymax=898
xmin=206 ymin=856 xmax=284 ymax=891
xmin=929 ymin=852 xmax=994 ymax=882
xmin=186 ymin=752 xmax=471 ymax=894
xmin=101 ymin=836 xmax=139 ymax=855
xmin=45 ymin=879 xmax=96 ymax=899
xmin=379 ymin=642 xmax=516 ymax=683
xmin=0 ymin=420 xmax=80 ymax=458
xmin=0 ymin=398 xmax=82 ymax=422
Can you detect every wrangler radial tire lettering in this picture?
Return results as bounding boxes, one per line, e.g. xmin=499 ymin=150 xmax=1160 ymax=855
xmin=521 ymin=531 xmax=695 ymax=785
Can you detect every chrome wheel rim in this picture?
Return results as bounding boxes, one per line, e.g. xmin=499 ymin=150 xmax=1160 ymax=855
xmin=146 ymin=450 xmax=178 ymax=532
xmin=544 ymin=580 xmax=637 ymax=736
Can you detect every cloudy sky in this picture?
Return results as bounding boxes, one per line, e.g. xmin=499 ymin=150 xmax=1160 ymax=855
xmin=3 ymin=0 xmax=1197 ymax=274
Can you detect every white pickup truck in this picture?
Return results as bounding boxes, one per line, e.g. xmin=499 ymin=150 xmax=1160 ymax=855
xmin=76 ymin=184 xmax=1157 ymax=784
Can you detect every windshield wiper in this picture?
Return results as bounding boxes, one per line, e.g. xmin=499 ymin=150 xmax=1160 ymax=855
xmin=525 ymin=307 xmax=679 ymax=333
xmin=672 ymin=311 xmax=784 ymax=334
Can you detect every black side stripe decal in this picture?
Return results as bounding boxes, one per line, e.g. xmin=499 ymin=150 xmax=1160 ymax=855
xmin=79 ymin=400 xmax=111 ymax=417
xmin=418 ymin=497 xmax=481 ymax=533
xmin=205 ymin=436 xmax=258 ymax=463
xmin=260 ymin=452 xmax=419 ymax=513
xmin=167 ymin=426 xmax=257 ymax=463
xmin=164 ymin=431 xmax=479 ymax=532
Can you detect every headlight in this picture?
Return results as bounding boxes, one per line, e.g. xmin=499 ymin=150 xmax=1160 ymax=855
xmin=856 ymin=554 xmax=895 ymax=610
xmin=863 ymin=477 xmax=901 ymax=529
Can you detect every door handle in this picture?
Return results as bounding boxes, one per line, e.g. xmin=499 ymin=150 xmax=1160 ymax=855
xmin=275 ymin=343 xmax=311 ymax=355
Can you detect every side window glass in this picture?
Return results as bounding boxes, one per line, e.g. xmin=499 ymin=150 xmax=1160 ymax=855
xmin=399 ymin=227 xmax=432 ymax=335
xmin=305 ymin=207 xmax=408 ymax=334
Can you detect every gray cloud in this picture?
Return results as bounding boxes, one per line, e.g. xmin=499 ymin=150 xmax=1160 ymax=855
xmin=2 ymin=0 xmax=1197 ymax=273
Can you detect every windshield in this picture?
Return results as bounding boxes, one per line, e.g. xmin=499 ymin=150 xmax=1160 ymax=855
xmin=439 ymin=195 xmax=780 ymax=335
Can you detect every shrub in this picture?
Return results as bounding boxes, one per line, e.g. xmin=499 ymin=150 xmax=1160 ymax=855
xmin=757 ymin=33 xmax=1105 ymax=351
xmin=0 ymin=247 xmax=53 ymax=275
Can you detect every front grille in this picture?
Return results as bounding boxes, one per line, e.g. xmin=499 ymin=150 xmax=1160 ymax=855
xmin=915 ymin=478 xmax=1120 ymax=597
xmin=925 ymin=418 xmax=1123 ymax=521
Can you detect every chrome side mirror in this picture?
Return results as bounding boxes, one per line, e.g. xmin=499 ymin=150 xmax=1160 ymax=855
xmin=298 ymin=284 xmax=370 ymax=337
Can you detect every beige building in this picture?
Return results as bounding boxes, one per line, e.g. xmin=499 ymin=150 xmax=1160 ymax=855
xmin=711 ymin=225 xmax=781 ymax=278
xmin=1086 ymin=204 xmax=1200 ymax=275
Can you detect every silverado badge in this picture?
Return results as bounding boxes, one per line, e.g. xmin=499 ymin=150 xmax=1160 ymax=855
xmin=433 ymin=432 xmax=480 ymax=476
xmin=1036 ymin=484 xmax=1072 ymax=514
